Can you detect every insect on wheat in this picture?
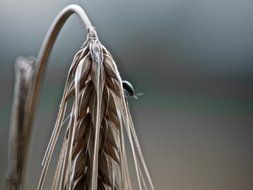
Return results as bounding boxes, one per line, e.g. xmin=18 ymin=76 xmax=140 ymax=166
xmin=37 ymin=24 xmax=155 ymax=189
xmin=5 ymin=4 xmax=155 ymax=190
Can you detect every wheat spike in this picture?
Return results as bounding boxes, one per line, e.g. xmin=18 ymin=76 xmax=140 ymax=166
xmin=37 ymin=28 xmax=155 ymax=190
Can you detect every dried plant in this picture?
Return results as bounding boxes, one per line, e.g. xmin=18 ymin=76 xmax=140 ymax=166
xmin=37 ymin=27 xmax=155 ymax=190
xmin=6 ymin=57 xmax=35 ymax=190
xmin=7 ymin=4 xmax=155 ymax=190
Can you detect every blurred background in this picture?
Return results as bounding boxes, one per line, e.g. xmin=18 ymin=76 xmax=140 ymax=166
xmin=0 ymin=0 xmax=253 ymax=189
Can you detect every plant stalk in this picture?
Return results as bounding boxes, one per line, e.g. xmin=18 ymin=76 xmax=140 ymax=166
xmin=29 ymin=4 xmax=95 ymax=137
xmin=6 ymin=57 xmax=35 ymax=190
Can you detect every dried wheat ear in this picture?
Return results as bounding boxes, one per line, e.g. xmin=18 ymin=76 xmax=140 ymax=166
xmin=37 ymin=31 xmax=155 ymax=190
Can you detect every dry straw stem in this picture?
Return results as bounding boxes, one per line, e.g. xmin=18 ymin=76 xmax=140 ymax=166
xmin=6 ymin=57 xmax=35 ymax=190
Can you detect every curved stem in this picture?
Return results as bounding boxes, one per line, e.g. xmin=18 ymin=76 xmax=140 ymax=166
xmin=28 ymin=4 xmax=95 ymax=133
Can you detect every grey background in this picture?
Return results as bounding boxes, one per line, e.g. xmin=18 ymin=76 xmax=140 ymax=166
xmin=0 ymin=0 xmax=253 ymax=189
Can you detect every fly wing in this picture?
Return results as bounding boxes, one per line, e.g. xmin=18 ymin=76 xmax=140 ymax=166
xmin=132 ymin=93 xmax=144 ymax=99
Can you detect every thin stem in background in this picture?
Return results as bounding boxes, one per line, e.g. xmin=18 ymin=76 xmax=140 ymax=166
xmin=6 ymin=57 xmax=35 ymax=190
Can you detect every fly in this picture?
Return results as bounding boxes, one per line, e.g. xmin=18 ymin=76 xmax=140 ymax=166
xmin=122 ymin=80 xmax=143 ymax=99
